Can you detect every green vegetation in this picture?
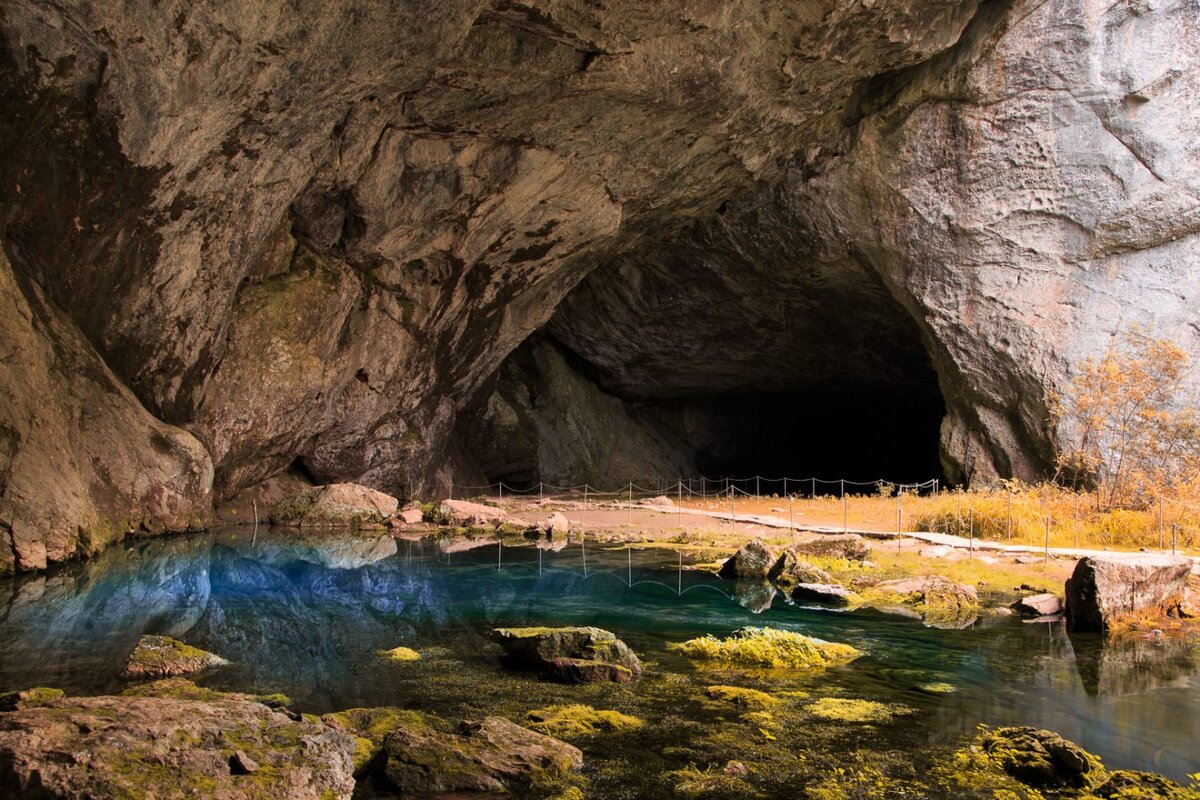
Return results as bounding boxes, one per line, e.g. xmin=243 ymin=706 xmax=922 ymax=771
xmin=805 ymin=698 xmax=913 ymax=724
xmin=378 ymin=645 xmax=422 ymax=662
xmin=524 ymin=704 xmax=644 ymax=737
xmin=704 ymin=686 xmax=779 ymax=709
xmin=322 ymin=707 xmax=431 ymax=773
xmin=668 ymin=627 xmax=861 ymax=669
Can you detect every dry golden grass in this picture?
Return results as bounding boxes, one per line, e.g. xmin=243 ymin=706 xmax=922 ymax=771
xmin=679 ymin=482 xmax=1199 ymax=553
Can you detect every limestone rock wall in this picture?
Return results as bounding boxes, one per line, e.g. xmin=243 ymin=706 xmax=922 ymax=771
xmin=1 ymin=0 xmax=1196 ymax=570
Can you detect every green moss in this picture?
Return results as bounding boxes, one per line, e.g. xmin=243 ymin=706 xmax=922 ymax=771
xmin=255 ymin=693 xmax=292 ymax=708
xmin=378 ymin=646 xmax=422 ymax=662
xmin=665 ymin=764 xmax=763 ymax=799
xmin=704 ymin=686 xmax=779 ymax=709
xmin=806 ymin=698 xmax=913 ymax=723
xmin=322 ymin=707 xmax=431 ymax=773
xmin=914 ymin=682 xmax=958 ymax=695
xmin=668 ymin=627 xmax=861 ymax=669
xmin=0 ymin=686 xmax=64 ymax=710
xmin=524 ymin=704 xmax=644 ymax=737
xmin=119 ymin=678 xmax=232 ymax=702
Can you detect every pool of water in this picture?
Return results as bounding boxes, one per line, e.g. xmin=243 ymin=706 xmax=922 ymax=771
xmin=0 ymin=528 xmax=1196 ymax=794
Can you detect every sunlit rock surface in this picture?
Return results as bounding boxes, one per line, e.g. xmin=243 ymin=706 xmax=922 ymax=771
xmin=1 ymin=0 xmax=1197 ymax=568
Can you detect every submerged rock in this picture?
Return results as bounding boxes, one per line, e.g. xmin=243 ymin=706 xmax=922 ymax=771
xmin=121 ymin=635 xmax=228 ymax=679
xmin=718 ymin=539 xmax=778 ymax=580
xmin=668 ymin=626 xmax=861 ymax=669
xmin=1065 ymin=556 xmax=1192 ymax=633
xmin=866 ymin=576 xmax=979 ymax=624
xmin=1011 ymin=593 xmax=1063 ymax=618
xmin=0 ymin=694 xmax=356 ymax=799
xmin=270 ymin=483 xmax=399 ymax=528
xmin=492 ymin=626 xmax=643 ymax=683
xmin=382 ymin=716 xmax=582 ymax=794
xmin=524 ymin=704 xmax=643 ymax=737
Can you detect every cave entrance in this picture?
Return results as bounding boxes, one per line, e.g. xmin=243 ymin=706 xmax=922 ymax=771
xmin=460 ymin=219 xmax=951 ymax=492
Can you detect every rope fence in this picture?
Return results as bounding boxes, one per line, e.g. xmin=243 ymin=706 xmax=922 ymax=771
xmin=446 ymin=474 xmax=1198 ymax=556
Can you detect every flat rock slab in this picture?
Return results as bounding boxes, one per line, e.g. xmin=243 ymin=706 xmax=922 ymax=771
xmin=384 ymin=715 xmax=581 ymax=793
xmin=437 ymin=499 xmax=508 ymax=527
xmin=0 ymin=695 xmax=356 ymax=799
xmin=492 ymin=626 xmax=642 ymax=682
xmin=1012 ymin=593 xmax=1063 ymax=618
xmin=1065 ymin=555 xmax=1192 ymax=633
xmin=792 ymin=583 xmax=858 ymax=607
xmin=122 ymin=635 xmax=228 ymax=679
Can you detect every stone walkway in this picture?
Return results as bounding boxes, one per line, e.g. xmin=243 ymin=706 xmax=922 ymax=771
xmin=630 ymin=502 xmax=1200 ymax=568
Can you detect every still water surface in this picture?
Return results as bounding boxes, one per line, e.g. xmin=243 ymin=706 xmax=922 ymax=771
xmin=0 ymin=529 xmax=1196 ymax=789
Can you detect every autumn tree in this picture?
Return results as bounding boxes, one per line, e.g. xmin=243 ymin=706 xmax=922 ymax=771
xmin=1051 ymin=329 xmax=1200 ymax=509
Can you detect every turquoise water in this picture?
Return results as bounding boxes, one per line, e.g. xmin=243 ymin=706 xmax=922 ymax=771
xmin=0 ymin=528 xmax=1197 ymax=793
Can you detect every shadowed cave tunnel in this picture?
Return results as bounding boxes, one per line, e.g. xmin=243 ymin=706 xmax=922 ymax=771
xmin=459 ymin=215 xmax=949 ymax=492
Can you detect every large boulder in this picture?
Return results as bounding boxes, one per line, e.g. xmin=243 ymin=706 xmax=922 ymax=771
xmin=0 ymin=694 xmax=356 ymax=799
xmin=718 ymin=539 xmax=778 ymax=580
xmin=383 ymin=716 xmax=581 ymax=794
xmin=121 ymin=635 xmax=228 ymax=679
xmin=492 ymin=626 xmax=642 ymax=683
xmin=1065 ymin=556 xmax=1192 ymax=633
xmin=270 ymin=483 xmax=399 ymax=528
xmin=435 ymin=499 xmax=508 ymax=528
xmin=868 ymin=576 xmax=979 ymax=626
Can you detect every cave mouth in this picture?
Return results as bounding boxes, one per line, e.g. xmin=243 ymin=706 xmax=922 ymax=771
xmin=460 ymin=210 xmax=953 ymax=493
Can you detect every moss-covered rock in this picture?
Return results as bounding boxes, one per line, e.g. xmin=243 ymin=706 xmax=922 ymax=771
xmin=0 ymin=692 xmax=356 ymax=798
xmin=0 ymin=687 xmax=63 ymax=711
xmin=382 ymin=715 xmax=582 ymax=794
xmin=767 ymin=549 xmax=833 ymax=588
xmin=1093 ymin=770 xmax=1198 ymax=799
xmin=980 ymin=726 xmax=1103 ymax=790
xmin=378 ymin=645 xmax=422 ymax=662
xmin=665 ymin=764 xmax=764 ymax=799
xmin=704 ymin=685 xmax=780 ymax=709
xmin=668 ymin=626 xmax=861 ymax=669
xmin=120 ymin=635 xmax=228 ymax=679
xmin=805 ymin=698 xmax=913 ymax=723
xmin=322 ymin=707 xmax=431 ymax=774
xmin=524 ymin=704 xmax=644 ymax=737
xmin=492 ymin=626 xmax=643 ymax=682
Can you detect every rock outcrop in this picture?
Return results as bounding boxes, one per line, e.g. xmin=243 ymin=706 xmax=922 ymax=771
xmin=0 ymin=694 xmax=356 ymax=799
xmin=1065 ymin=556 xmax=1192 ymax=633
xmin=492 ymin=626 xmax=643 ymax=683
xmin=121 ymin=634 xmax=228 ymax=679
xmin=269 ymin=482 xmax=399 ymax=528
xmin=2 ymin=0 xmax=1197 ymax=571
xmin=383 ymin=715 xmax=582 ymax=794
xmin=718 ymin=539 xmax=778 ymax=581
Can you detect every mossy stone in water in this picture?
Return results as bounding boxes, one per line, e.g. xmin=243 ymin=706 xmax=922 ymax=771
xmin=492 ymin=626 xmax=642 ymax=682
xmin=382 ymin=715 xmax=582 ymax=794
xmin=525 ymin=704 xmax=644 ymax=737
xmin=705 ymin=685 xmax=780 ymax=709
xmin=980 ymin=726 xmax=1102 ymax=789
xmin=914 ymin=682 xmax=958 ymax=695
xmin=322 ymin=707 xmax=431 ymax=774
xmin=121 ymin=635 xmax=228 ymax=679
xmin=668 ymin=626 xmax=861 ymax=669
xmin=806 ymin=698 xmax=913 ymax=723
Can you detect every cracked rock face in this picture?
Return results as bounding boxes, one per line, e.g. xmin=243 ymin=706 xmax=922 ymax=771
xmin=1 ymin=0 xmax=1197 ymax=571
